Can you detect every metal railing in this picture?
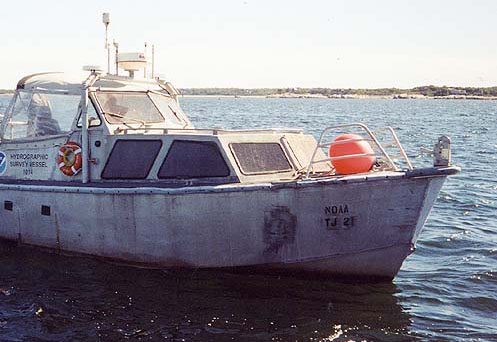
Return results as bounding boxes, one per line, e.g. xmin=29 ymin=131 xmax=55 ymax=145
xmin=114 ymin=127 xmax=304 ymax=135
xmin=304 ymin=123 xmax=413 ymax=178
xmin=372 ymin=126 xmax=413 ymax=170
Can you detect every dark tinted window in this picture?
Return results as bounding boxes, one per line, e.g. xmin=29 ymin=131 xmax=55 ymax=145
xmin=158 ymin=141 xmax=230 ymax=179
xmin=231 ymin=143 xmax=292 ymax=174
xmin=102 ymin=140 xmax=162 ymax=179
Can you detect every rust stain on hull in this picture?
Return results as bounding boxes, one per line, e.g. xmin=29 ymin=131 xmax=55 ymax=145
xmin=263 ymin=206 xmax=297 ymax=256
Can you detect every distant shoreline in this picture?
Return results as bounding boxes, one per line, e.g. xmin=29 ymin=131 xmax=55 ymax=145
xmin=3 ymin=88 xmax=497 ymax=100
xmin=181 ymin=94 xmax=497 ymax=100
xmin=180 ymin=85 xmax=497 ymax=100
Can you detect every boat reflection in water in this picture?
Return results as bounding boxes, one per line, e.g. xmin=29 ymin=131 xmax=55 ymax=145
xmin=0 ymin=241 xmax=414 ymax=341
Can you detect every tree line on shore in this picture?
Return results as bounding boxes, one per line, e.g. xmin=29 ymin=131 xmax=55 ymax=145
xmin=179 ymin=85 xmax=497 ymax=97
xmin=2 ymin=85 xmax=497 ymax=97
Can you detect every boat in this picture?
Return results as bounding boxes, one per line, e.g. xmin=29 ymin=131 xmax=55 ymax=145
xmin=0 ymin=15 xmax=459 ymax=280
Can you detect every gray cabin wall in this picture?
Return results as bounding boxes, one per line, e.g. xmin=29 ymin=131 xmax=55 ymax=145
xmin=0 ymin=128 xmax=329 ymax=186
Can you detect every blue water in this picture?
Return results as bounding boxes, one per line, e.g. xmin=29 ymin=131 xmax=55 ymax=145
xmin=1 ymin=96 xmax=496 ymax=341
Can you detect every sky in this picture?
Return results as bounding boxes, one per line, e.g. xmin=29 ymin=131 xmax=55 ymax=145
xmin=1 ymin=0 xmax=496 ymax=89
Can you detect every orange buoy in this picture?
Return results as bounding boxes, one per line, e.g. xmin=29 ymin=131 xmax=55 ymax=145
xmin=329 ymin=134 xmax=375 ymax=175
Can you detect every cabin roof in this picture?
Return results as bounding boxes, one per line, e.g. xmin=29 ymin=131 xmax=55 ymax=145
xmin=16 ymin=72 xmax=164 ymax=95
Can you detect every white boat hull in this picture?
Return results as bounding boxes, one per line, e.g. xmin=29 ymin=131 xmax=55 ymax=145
xmin=0 ymin=170 xmax=451 ymax=280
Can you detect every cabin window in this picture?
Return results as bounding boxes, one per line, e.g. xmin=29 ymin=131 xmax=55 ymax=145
xmin=96 ymin=92 xmax=164 ymax=124
xmin=101 ymin=140 xmax=162 ymax=179
xmin=158 ymin=141 xmax=230 ymax=179
xmin=76 ymin=100 xmax=102 ymax=127
xmin=3 ymin=91 xmax=79 ymax=140
xmin=230 ymin=143 xmax=293 ymax=175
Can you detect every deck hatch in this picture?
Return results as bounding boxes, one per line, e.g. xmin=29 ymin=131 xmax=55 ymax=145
xmin=102 ymin=140 xmax=162 ymax=179
xmin=230 ymin=143 xmax=292 ymax=175
xmin=158 ymin=140 xmax=230 ymax=179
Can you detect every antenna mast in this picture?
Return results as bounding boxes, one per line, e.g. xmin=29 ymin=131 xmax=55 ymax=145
xmin=152 ymin=44 xmax=155 ymax=79
xmin=113 ymin=40 xmax=119 ymax=75
xmin=144 ymin=42 xmax=147 ymax=78
xmin=102 ymin=13 xmax=111 ymax=74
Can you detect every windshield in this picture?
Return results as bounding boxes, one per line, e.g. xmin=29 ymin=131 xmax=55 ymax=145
xmin=95 ymin=92 xmax=185 ymax=126
xmin=2 ymin=91 xmax=79 ymax=140
xmin=149 ymin=93 xmax=183 ymax=125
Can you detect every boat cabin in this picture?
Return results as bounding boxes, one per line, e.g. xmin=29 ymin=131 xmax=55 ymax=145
xmin=0 ymin=72 xmax=331 ymax=186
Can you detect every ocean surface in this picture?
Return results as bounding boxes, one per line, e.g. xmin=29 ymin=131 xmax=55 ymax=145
xmin=0 ymin=96 xmax=496 ymax=341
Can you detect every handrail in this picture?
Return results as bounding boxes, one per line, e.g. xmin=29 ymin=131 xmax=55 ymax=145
xmin=304 ymin=123 xmax=413 ymax=178
xmin=373 ymin=126 xmax=413 ymax=170
xmin=312 ymin=152 xmax=377 ymax=164
xmin=115 ymin=127 xmax=304 ymax=135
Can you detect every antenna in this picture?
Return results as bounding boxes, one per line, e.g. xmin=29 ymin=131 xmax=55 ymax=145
xmin=102 ymin=12 xmax=110 ymax=74
xmin=113 ymin=40 xmax=119 ymax=75
xmin=151 ymin=44 xmax=155 ymax=79
xmin=144 ymin=42 xmax=147 ymax=78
